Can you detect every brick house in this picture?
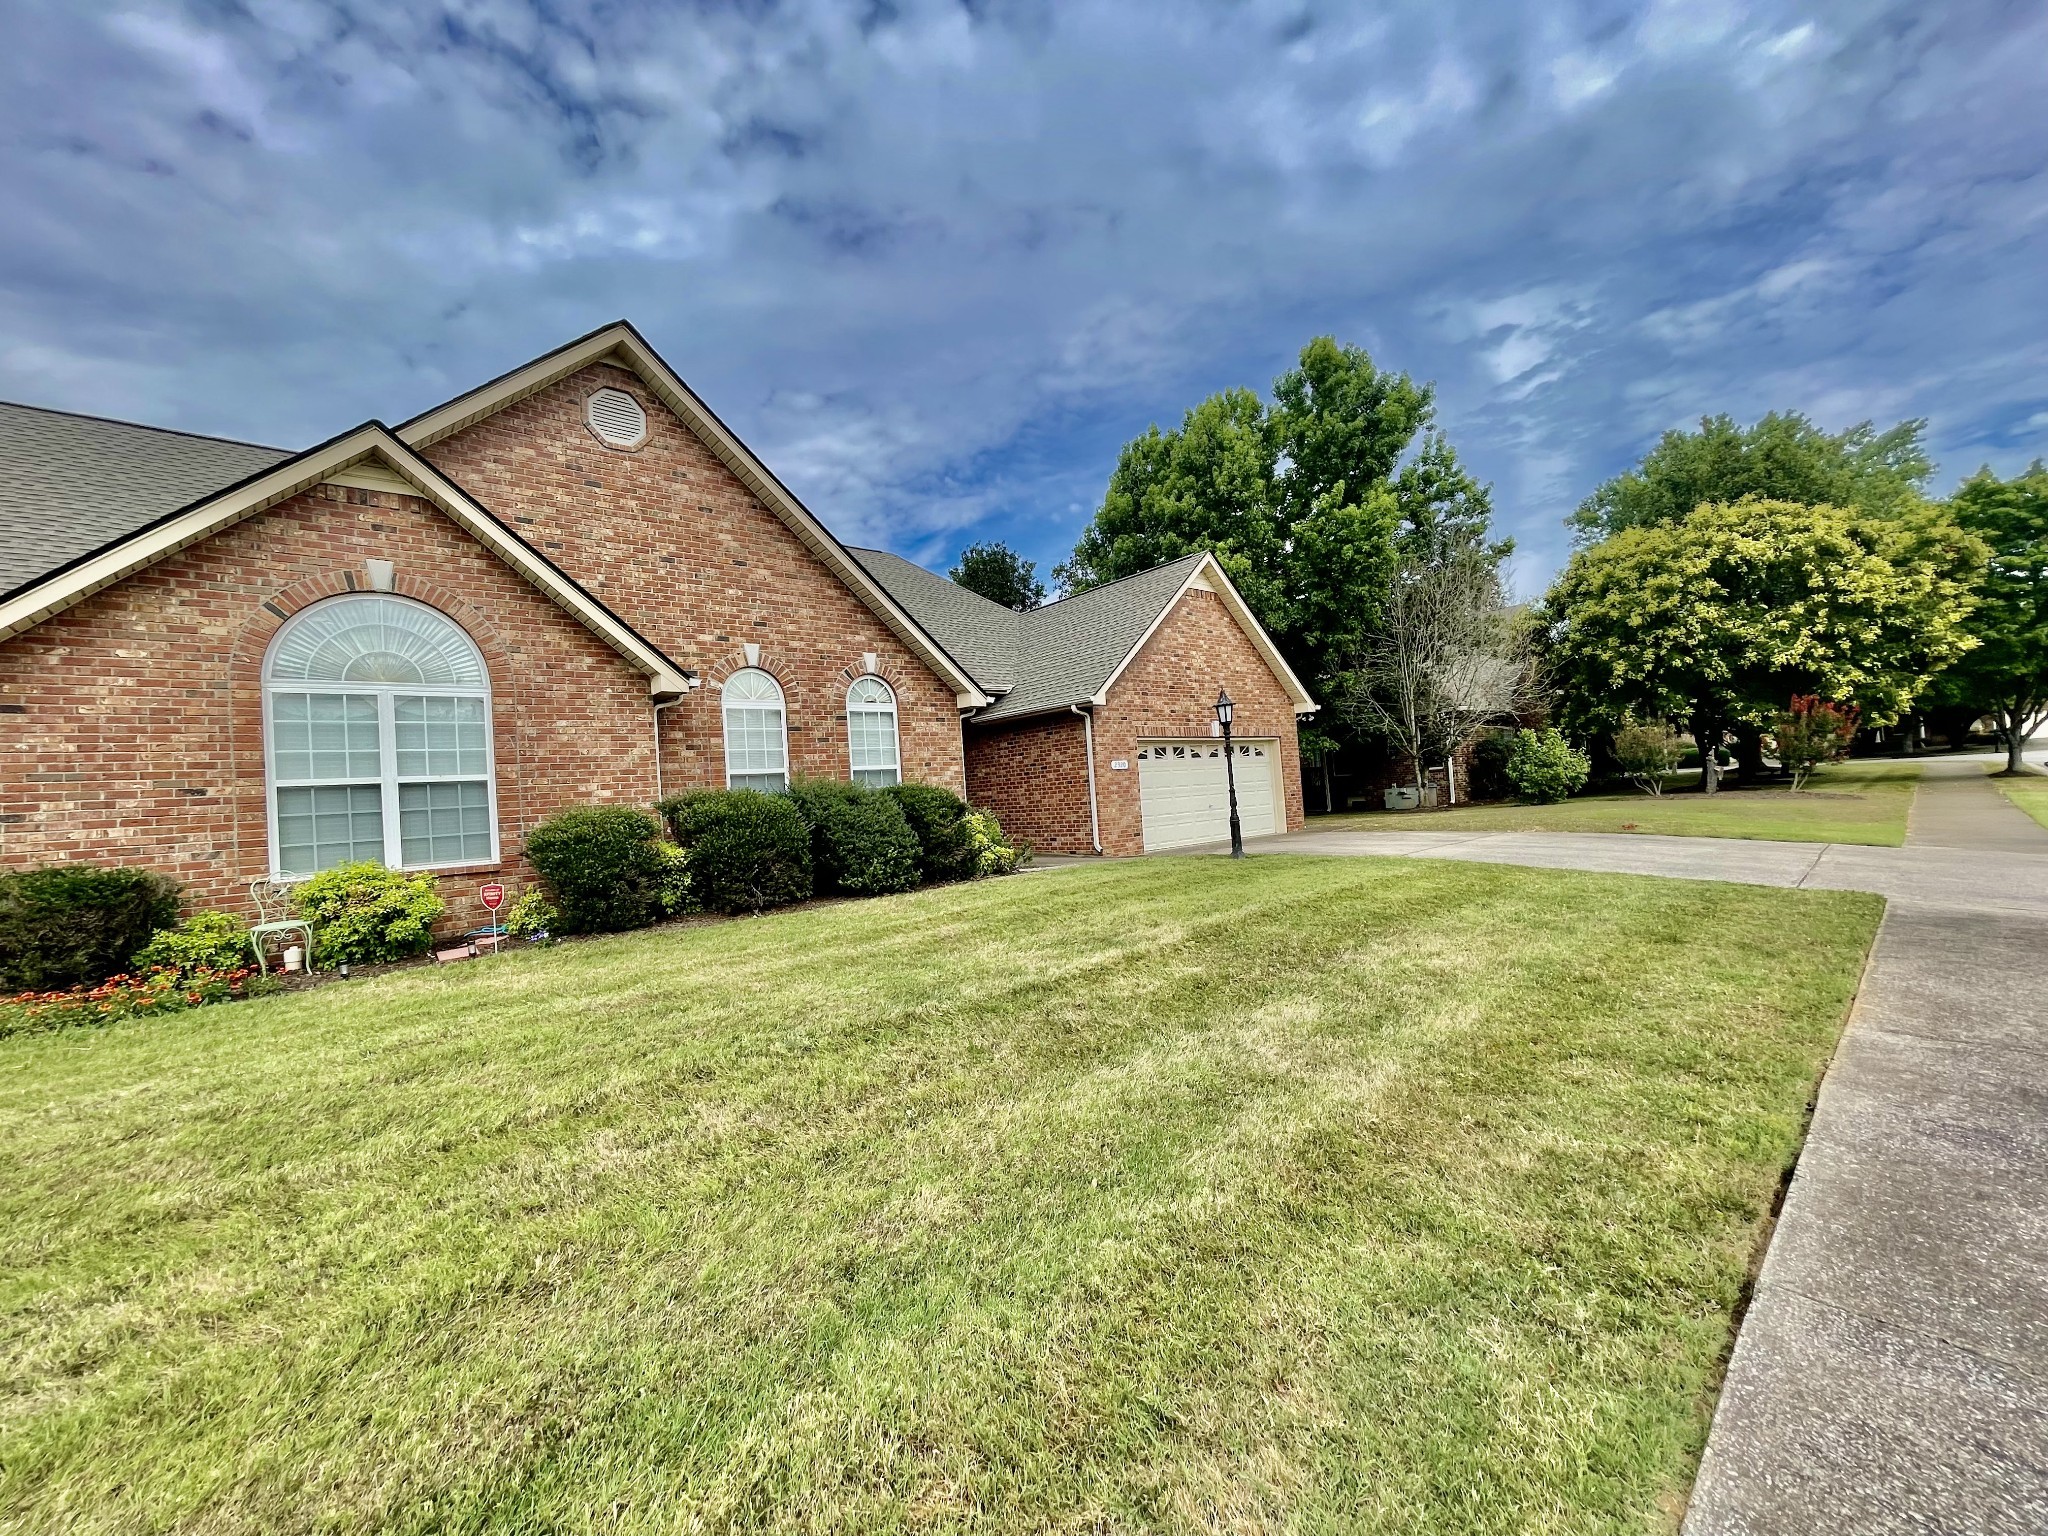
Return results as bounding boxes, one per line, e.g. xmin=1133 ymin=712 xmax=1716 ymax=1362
xmin=0 ymin=322 xmax=1312 ymax=929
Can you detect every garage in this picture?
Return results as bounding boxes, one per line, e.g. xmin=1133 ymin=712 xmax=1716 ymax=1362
xmin=1134 ymin=739 xmax=1278 ymax=851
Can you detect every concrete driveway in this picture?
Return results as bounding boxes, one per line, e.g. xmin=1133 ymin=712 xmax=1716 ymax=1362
xmin=1224 ymin=759 xmax=2048 ymax=1533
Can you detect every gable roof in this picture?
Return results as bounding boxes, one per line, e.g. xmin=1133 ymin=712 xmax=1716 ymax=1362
xmin=397 ymin=320 xmax=990 ymax=708
xmin=0 ymin=422 xmax=693 ymax=697
xmin=0 ymin=401 xmax=291 ymax=597
xmin=848 ymin=548 xmax=1316 ymax=722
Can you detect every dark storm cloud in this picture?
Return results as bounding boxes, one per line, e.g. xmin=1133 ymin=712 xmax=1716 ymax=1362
xmin=1 ymin=0 xmax=2042 ymax=592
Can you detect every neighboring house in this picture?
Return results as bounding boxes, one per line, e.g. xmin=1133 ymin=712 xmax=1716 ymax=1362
xmin=0 ymin=322 xmax=1310 ymax=932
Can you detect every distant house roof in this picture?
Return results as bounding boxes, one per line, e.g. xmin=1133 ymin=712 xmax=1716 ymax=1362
xmin=0 ymin=402 xmax=291 ymax=598
xmin=849 ymin=547 xmax=1314 ymax=722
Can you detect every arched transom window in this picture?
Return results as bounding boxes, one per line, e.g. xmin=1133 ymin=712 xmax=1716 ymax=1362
xmin=263 ymin=595 xmax=497 ymax=878
xmin=722 ymin=668 xmax=788 ymax=791
xmin=846 ymin=676 xmax=901 ymax=787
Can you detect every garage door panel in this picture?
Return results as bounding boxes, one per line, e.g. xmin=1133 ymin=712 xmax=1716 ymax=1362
xmin=1136 ymin=740 xmax=1277 ymax=851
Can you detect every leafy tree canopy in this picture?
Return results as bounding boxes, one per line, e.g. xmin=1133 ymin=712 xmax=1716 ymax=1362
xmin=1543 ymin=498 xmax=1983 ymax=752
xmin=948 ymin=540 xmax=1046 ymax=611
xmin=1571 ymin=411 xmax=1934 ymax=544
xmin=1930 ymin=462 xmax=2048 ymax=770
xmin=1056 ymin=337 xmax=1502 ymax=698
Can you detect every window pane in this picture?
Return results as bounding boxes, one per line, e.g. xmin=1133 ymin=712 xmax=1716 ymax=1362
xmin=395 ymin=695 xmax=488 ymax=778
xmin=848 ymin=703 xmax=899 ymax=776
xmin=729 ymin=771 xmax=788 ymax=793
xmin=272 ymin=693 xmax=380 ymax=781
xmin=852 ymin=766 xmax=900 ymax=788
xmin=724 ymin=703 xmax=786 ymax=779
xmin=398 ymin=780 xmax=493 ymax=865
xmin=276 ymin=784 xmax=383 ymax=875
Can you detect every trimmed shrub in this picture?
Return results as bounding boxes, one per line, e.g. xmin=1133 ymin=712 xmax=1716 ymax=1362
xmin=292 ymin=862 xmax=446 ymax=967
xmin=787 ymin=779 xmax=920 ymax=896
xmin=883 ymin=783 xmax=977 ymax=883
xmin=524 ymin=806 xmax=673 ymax=934
xmin=1467 ymin=731 xmax=1516 ymax=802
xmin=1613 ymin=719 xmax=1685 ymax=797
xmin=501 ymin=890 xmax=558 ymax=939
xmin=0 ymin=865 xmax=182 ymax=992
xmin=1507 ymin=728 xmax=1591 ymax=804
xmin=964 ymin=807 xmax=1023 ymax=876
xmin=133 ymin=911 xmax=251 ymax=982
xmin=661 ymin=790 xmax=813 ymax=914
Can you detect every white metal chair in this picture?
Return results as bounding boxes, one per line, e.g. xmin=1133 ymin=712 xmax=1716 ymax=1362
xmin=248 ymin=877 xmax=315 ymax=975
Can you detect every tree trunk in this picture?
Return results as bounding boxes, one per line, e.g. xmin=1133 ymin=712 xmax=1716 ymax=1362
xmin=1322 ymin=756 xmax=1334 ymax=814
xmin=1693 ymin=710 xmax=1721 ymax=795
xmin=2006 ymin=707 xmax=2030 ymax=775
xmin=1732 ymin=723 xmax=1769 ymax=785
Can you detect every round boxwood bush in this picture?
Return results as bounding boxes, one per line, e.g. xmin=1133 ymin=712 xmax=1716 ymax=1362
xmin=1506 ymin=727 xmax=1592 ymax=804
xmin=882 ymin=782 xmax=976 ymax=883
xmin=787 ymin=779 xmax=920 ymax=896
xmin=0 ymin=865 xmax=182 ymax=991
xmin=660 ymin=790 xmax=813 ymax=914
xmin=291 ymin=862 xmax=447 ymax=966
xmin=524 ymin=806 xmax=674 ymax=934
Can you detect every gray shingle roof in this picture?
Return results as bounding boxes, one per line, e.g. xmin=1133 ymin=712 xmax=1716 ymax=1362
xmin=849 ymin=547 xmax=1208 ymax=722
xmin=0 ymin=401 xmax=290 ymax=598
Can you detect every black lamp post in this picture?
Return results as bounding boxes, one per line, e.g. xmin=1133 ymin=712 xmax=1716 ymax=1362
xmin=1216 ymin=687 xmax=1244 ymax=858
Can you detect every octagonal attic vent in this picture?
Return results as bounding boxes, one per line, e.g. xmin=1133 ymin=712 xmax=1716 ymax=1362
xmin=586 ymin=387 xmax=649 ymax=449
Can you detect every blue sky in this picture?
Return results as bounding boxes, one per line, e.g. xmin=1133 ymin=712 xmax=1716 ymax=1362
xmin=2 ymin=1 xmax=2044 ymax=595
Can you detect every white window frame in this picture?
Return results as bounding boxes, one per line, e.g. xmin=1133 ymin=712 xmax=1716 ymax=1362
xmin=721 ymin=667 xmax=791 ymax=792
xmin=845 ymin=675 xmax=901 ymax=787
xmin=261 ymin=594 xmax=501 ymax=878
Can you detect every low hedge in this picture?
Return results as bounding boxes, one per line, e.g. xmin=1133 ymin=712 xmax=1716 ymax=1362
xmin=132 ymin=911 xmax=251 ymax=982
xmin=524 ymin=806 xmax=677 ymax=934
xmin=659 ymin=790 xmax=813 ymax=914
xmin=883 ymin=783 xmax=977 ymax=883
xmin=786 ymin=780 xmax=920 ymax=896
xmin=0 ymin=865 xmax=182 ymax=992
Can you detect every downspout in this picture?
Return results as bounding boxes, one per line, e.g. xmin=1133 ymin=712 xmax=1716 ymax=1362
xmin=651 ymin=683 xmax=693 ymax=805
xmin=1070 ymin=704 xmax=1103 ymax=854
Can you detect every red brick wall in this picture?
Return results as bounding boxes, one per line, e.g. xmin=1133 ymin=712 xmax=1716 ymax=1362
xmin=0 ymin=482 xmax=657 ymax=934
xmin=1090 ymin=586 xmax=1306 ymax=856
xmin=423 ymin=362 xmax=967 ymax=795
xmin=964 ymin=713 xmax=1095 ymax=856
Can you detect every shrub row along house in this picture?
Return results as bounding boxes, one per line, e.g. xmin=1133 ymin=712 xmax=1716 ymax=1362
xmin=0 ymin=322 xmax=1313 ymax=933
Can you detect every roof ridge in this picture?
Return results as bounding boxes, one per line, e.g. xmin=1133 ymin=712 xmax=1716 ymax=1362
xmin=1030 ymin=548 xmax=1208 ymax=613
xmin=0 ymin=398 xmax=290 ymax=454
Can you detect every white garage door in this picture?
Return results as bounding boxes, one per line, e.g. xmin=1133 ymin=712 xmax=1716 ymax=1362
xmin=1135 ymin=740 xmax=1278 ymax=851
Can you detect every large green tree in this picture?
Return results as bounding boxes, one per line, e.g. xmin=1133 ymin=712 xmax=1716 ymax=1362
xmin=949 ymin=540 xmax=1046 ymax=611
xmin=1571 ymin=412 xmax=1934 ymax=544
xmin=1933 ymin=464 xmax=2048 ymax=773
xmin=1543 ymin=498 xmax=1982 ymax=792
xmin=1057 ymin=337 xmax=1500 ymax=705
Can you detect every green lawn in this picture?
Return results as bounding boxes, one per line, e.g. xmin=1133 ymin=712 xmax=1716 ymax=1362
xmin=1324 ymin=759 xmax=1922 ymax=846
xmin=0 ymin=860 xmax=1881 ymax=1534
xmin=1994 ymin=771 xmax=2048 ymax=831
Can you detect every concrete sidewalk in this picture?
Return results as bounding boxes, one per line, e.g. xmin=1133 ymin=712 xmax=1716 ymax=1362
xmin=1220 ymin=770 xmax=2048 ymax=1533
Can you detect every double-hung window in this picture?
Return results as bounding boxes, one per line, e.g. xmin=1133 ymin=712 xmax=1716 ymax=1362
xmin=722 ymin=668 xmax=789 ymax=791
xmin=846 ymin=676 xmax=901 ymax=786
xmin=263 ymin=595 xmax=497 ymax=877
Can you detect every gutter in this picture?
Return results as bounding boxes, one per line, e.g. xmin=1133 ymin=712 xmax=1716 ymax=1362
xmin=1070 ymin=704 xmax=1103 ymax=854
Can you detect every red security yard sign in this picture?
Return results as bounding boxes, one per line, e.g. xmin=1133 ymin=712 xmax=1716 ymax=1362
xmin=479 ymin=882 xmax=505 ymax=913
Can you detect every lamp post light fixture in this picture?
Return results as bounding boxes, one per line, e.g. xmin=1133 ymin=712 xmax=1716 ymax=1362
xmin=1215 ymin=687 xmax=1244 ymax=859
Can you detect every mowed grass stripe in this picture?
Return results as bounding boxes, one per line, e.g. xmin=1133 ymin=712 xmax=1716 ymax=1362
xmin=0 ymin=857 xmax=1879 ymax=1534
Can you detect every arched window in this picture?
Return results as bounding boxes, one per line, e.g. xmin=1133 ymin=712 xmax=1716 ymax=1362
xmin=722 ymin=668 xmax=788 ymax=791
xmin=263 ymin=595 xmax=497 ymax=877
xmin=846 ymin=676 xmax=900 ymax=787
